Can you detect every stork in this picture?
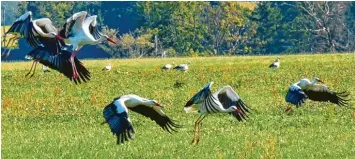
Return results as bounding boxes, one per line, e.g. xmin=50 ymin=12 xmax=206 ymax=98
xmin=184 ymin=82 xmax=250 ymax=144
xmin=269 ymin=57 xmax=280 ymax=69
xmin=102 ymin=94 xmax=181 ymax=144
xmin=174 ymin=62 xmax=191 ymax=72
xmin=102 ymin=63 xmax=111 ymax=71
xmin=4 ymin=11 xmax=66 ymax=77
xmin=41 ymin=65 xmax=50 ymax=73
xmin=162 ymin=62 xmax=174 ymax=70
xmin=59 ymin=11 xmax=117 ymax=80
xmin=285 ymin=77 xmax=349 ymax=111
xmin=26 ymin=47 xmax=91 ymax=84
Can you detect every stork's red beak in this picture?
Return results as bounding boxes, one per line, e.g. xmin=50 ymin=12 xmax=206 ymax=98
xmin=155 ymin=103 xmax=164 ymax=108
xmin=107 ymin=38 xmax=117 ymax=45
xmin=318 ymin=79 xmax=324 ymax=84
xmin=55 ymin=35 xmax=65 ymax=41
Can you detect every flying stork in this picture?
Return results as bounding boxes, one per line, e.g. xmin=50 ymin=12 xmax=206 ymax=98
xmin=269 ymin=57 xmax=280 ymax=69
xmin=184 ymin=82 xmax=251 ymax=144
xmin=174 ymin=62 xmax=191 ymax=72
xmin=26 ymin=47 xmax=91 ymax=84
xmin=59 ymin=11 xmax=117 ymax=80
xmin=4 ymin=11 xmax=67 ymax=77
xmin=162 ymin=62 xmax=175 ymax=70
xmin=285 ymin=77 xmax=349 ymax=111
xmin=102 ymin=94 xmax=181 ymax=144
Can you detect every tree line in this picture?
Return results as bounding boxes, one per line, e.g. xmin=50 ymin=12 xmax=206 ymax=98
xmin=2 ymin=1 xmax=355 ymax=58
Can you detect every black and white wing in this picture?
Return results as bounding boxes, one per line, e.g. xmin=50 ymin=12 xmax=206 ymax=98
xmin=213 ymin=86 xmax=250 ymax=121
xmin=6 ymin=11 xmax=42 ymax=48
xmin=103 ymin=103 xmax=135 ymax=144
xmin=303 ymin=84 xmax=349 ymax=106
xmin=185 ymin=82 xmax=213 ymax=108
xmin=128 ymin=105 xmax=181 ymax=133
xmin=59 ymin=11 xmax=87 ymax=38
xmin=26 ymin=47 xmax=91 ymax=84
xmin=285 ymin=85 xmax=308 ymax=107
xmin=88 ymin=16 xmax=103 ymax=40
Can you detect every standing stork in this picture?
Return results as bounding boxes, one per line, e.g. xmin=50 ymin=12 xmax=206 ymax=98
xmin=102 ymin=94 xmax=181 ymax=144
xmin=102 ymin=63 xmax=112 ymax=71
xmin=174 ymin=62 xmax=191 ymax=72
xmin=285 ymin=77 xmax=349 ymax=111
xmin=59 ymin=11 xmax=117 ymax=80
xmin=184 ymin=82 xmax=251 ymax=144
xmin=269 ymin=57 xmax=280 ymax=69
xmin=162 ymin=62 xmax=174 ymax=70
xmin=41 ymin=65 xmax=50 ymax=73
xmin=4 ymin=11 xmax=66 ymax=77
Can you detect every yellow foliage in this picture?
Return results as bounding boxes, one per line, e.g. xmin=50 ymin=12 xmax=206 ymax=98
xmin=1 ymin=26 xmax=19 ymax=48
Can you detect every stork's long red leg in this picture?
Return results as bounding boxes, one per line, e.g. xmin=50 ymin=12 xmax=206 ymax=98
xmin=196 ymin=115 xmax=206 ymax=144
xmin=25 ymin=60 xmax=39 ymax=77
xmin=29 ymin=61 xmax=38 ymax=78
xmin=191 ymin=115 xmax=205 ymax=144
xmin=285 ymin=106 xmax=293 ymax=113
xmin=70 ymin=51 xmax=79 ymax=80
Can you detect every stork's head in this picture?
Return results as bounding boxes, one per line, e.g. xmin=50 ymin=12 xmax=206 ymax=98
xmin=314 ymin=77 xmax=324 ymax=84
xmin=104 ymin=35 xmax=117 ymax=45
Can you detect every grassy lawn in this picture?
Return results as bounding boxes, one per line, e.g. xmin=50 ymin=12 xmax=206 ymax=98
xmin=2 ymin=54 xmax=355 ymax=158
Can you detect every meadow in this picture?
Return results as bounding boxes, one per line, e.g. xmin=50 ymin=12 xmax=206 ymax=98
xmin=2 ymin=54 xmax=355 ymax=158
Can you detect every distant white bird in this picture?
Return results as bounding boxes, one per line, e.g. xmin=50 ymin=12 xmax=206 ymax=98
xmin=269 ymin=57 xmax=280 ymax=69
xmin=162 ymin=62 xmax=175 ymax=70
xmin=102 ymin=63 xmax=112 ymax=71
xmin=41 ymin=65 xmax=50 ymax=73
xmin=184 ymin=82 xmax=250 ymax=144
xmin=174 ymin=62 xmax=191 ymax=72
xmin=102 ymin=94 xmax=181 ymax=144
xmin=285 ymin=77 xmax=349 ymax=111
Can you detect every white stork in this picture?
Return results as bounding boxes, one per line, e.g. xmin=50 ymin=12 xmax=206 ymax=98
xmin=285 ymin=77 xmax=349 ymax=111
xmin=26 ymin=47 xmax=91 ymax=84
xmin=174 ymin=62 xmax=191 ymax=72
xmin=102 ymin=63 xmax=112 ymax=71
xmin=59 ymin=11 xmax=117 ymax=79
xmin=162 ymin=62 xmax=174 ymax=70
xmin=269 ymin=57 xmax=280 ymax=69
xmin=184 ymin=82 xmax=251 ymax=144
xmin=5 ymin=11 xmax=67 ymax=77
xmin=102 ymin=94 xmax=181 ymax=144
xmin=41 ymin=65 xmax=50 ymax=73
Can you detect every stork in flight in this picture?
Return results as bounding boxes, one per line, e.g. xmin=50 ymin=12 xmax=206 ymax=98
xmin=162 ymin=62 xmax=174 ymax=70
xmin=59 ymin=11 xmax=117 ymax=80
xmin=285 ymin=77 xmax=349 ymax=112
xmin=4 ymin=11 xmax=66 ymax=77
xmin=26 ymin=47 xmax=91 ymax=84
xmin=102 ymin=94 xmax=181 ymax=144
xmin=269 ymin=57 xmax=280 ymax=69
xmin=174 ymin=62 xmax=191 ymax=72
xmin=184 ymin=82 xmax=251 ymax=144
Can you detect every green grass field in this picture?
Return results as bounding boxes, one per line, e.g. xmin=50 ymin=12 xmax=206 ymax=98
xmin=2 ymin=54 xmax=355 ymax=158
